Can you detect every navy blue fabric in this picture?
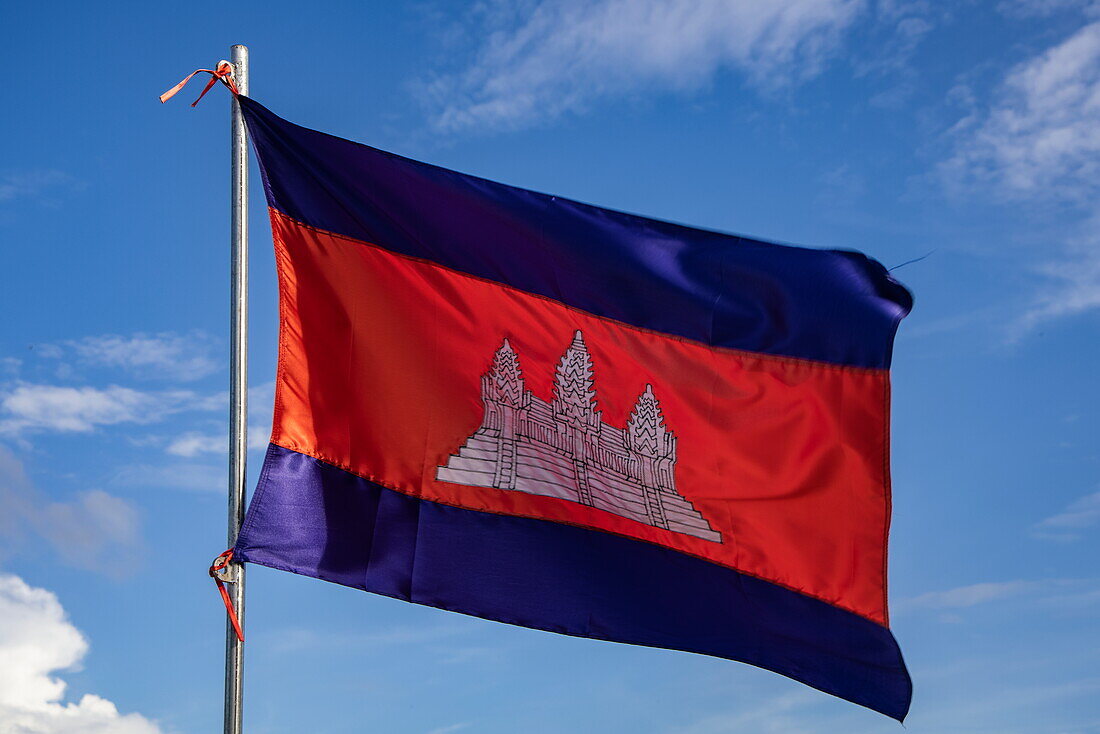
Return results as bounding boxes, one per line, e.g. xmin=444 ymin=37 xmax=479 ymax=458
xmin=235 ymin=444 xmax=912 ymax=719
xmin=239 ymin=97 xmax=911 ymax=369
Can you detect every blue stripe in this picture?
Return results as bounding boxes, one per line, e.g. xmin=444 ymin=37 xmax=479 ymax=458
xmin=239 ymin=97 xmax=911 ymax=369
xmin=235 ymin=444 xmax=912 ymax=719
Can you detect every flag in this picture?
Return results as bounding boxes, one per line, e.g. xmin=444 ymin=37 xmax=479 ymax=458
xmin=232 ymin=96 xmax=913 ymax=719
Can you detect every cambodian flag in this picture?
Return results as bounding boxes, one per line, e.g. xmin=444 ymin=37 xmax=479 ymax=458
xmin=233 ymin=96 xmax=913 ymax=719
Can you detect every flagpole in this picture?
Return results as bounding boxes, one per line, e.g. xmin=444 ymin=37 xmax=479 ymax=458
xmin=225 ymin=43 xmax=249 ymax=734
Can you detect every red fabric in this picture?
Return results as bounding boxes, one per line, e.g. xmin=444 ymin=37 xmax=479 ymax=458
xmin=159 ymin=61 xmax=238 ymax=106
xmin=268 ymin=211 xmax=893 ymax=625
xmin=210 ymin=550 xmax=244 ymax=642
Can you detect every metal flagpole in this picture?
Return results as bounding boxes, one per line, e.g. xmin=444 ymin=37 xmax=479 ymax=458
xmin=225 ymin=43 xmax=249 ymax=734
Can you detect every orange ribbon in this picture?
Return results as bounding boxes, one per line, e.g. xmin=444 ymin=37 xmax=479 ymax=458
xmin=159 ymin=61 xmax=239 ymax=107
xmin=210 ymin=549 xmax=245 ymax=642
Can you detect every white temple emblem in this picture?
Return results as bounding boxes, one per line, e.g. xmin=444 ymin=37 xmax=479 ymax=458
xmin=436 ymin=331 xmax=721 ymax=543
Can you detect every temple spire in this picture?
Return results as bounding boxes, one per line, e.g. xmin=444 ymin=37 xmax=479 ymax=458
xmin=627 ymin=384 xmax=669 ymax=457
xmin=553 ymin=330 xmax=598 ymax=426
xmin=489 ymin=338 xmax=525 ymax=407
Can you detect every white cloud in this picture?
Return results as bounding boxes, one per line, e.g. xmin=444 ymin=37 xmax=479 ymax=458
xmin=64 ymin=332 xmax=219 ymax=382
xmin=898 ymin=578 xmax=1100 ymax=618
xmin=0 ymin=383 xmax=219 ymax=436
xmin=997 ymin=0 xmax=1096 ymax=18
xmin=940 ymin=22 xmax=1100 ymax=336
xmin=268 ymin=622 xmax=471 ymax=655
xmin=854 ymin=1 xmax=937 ymax=87
xmin=1033 ymin=489 xmax=1100 ymax=541
xmin=164 ymin=432 xmax=224 ymax=457
xmin=0 ymin=573 xmax=164 ymax=734
xmin=426 ymin=0 xmax=864 ymax=131
xmin=0 ymin=170 xmax=76 ymax=204
xmin=942 ymin=22 xmax=1100 ymax=202
xmin=166 ymin=425 xmax=270 ymax=457
xmin=1012 ymin=217 xmax=1100 ymax=337
xmin=901 ymin=580 xmax=1035 ymax=610
xmin=1 ymin=385 xmax=167 ymax=434
xmin=36 ymin=491 xmax=141 ymax=573
xmin=109 ymin=462 xmax=226 ymax=493
xmin=426 ymin=724 xmax=471 ymax=734
xmin=667 ymin=690 xmax=819 ymax=734
xmin=164 ymin=381 xmax=275 ymax=457
xmin=0 ymin=446 xmax=142 ymax=577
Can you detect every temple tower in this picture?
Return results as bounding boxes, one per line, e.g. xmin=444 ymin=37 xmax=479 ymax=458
xmin=481 ymin=338 xmax=526 ymax=489
xmin=485 ymin=338 xmax=525 ymax=407
xmin=552 ymin=331 xmax=599 ymax=428
xmin=553 ymin=330 xmax=599 ymax=505
xmin=626 ymin=384 xmax=675 ymax=529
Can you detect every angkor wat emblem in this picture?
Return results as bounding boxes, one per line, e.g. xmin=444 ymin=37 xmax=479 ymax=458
xmin=436 ymin=331 xmax=721 ymax=542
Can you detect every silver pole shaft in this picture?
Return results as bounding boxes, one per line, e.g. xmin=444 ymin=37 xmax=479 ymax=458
xmin=225 ymin=43 xmax=249 ymax=734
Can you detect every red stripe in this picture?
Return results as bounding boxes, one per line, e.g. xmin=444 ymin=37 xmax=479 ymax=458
xmin=269 ymin=210 xmax=893 ymax=625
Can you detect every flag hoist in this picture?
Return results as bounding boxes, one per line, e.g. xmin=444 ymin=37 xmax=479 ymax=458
xmin=159 ymin=44 xmax=251 ymax=734
xmin=223 ymin=43 xmax=249 ymax=734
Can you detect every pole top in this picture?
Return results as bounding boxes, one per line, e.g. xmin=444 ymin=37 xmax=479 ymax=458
xmin=230 ymin=45 xmax=248 ymax=96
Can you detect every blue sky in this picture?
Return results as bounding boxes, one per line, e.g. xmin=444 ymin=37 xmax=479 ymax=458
xmin=1 ymin=1 xmax=1099 ymax=732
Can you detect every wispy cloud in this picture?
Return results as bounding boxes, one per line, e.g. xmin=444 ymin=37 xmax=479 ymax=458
xmin=941 ymin=21 xmax=1100 ymax=203
xmin=0 ymin=573 xmax=164 ymax=733
xmin=940 ymin=21 xmax=1100 ymax=336
xmin=164 ymin=381 xmax=275 ymax=457
xmin=166 ymin=425 xmax=270 ymax=457
xmin=1033 ymin=488 xmax=1100 ymax=541
xmin=997 ymin=0 xmax=1097 ymax=19
xmin=0 ymin=446 xmax=142 ymax=577
xmin=1011 ymin=216 xmax=1100 ymax=338
xmin=163 ymin=432 xmax=223 ymax=457
xmin=424 ymin=0 xmax=864 ymax=131
xmin=900 ymin=580 xmax=1036 ymax=610
xmin=0 ymin=170 xmax=77 ymax=204
xmin=855 ymin=0 xmax=937 ymax=94
xmin=267 ymin=622 xmax=473 ymax=655
xmin=35 ymin=491 xmax=142 ymax=576
xmin=666 ymin=690 xmax=820 ymax=734
xmin=43 ymin=331 xmax=220 ymax=382
xmin=426 ymin=724 xmax=470 ymax=734
xmin=109 ymin=461 xmax=226 ymax=494
xmin=910 ymin=671 xmax=1100 ymax=733
xmin=0 ymin=383 xmax=219 ymax=436
xmin=897 ymin=577 xmax=1100 ymax=617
